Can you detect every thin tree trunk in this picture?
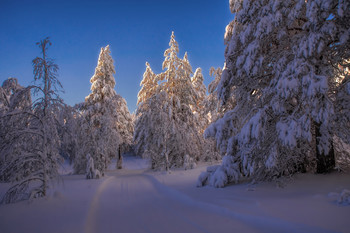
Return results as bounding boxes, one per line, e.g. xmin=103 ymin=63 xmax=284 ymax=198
xmin=117 ymin=146 xmax=123 ymax=169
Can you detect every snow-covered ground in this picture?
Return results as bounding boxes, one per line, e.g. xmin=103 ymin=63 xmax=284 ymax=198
xmin=0 ymin=153 xmax=349 ymax=233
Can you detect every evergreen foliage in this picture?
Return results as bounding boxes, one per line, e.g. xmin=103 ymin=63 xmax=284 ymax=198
xmin=134 ymin=32 xmax=218 ymax=170
xmin=199 ymin=0 xmax=350 ymax=187
xmin=74 ymin=45 xmax=133 ymax=177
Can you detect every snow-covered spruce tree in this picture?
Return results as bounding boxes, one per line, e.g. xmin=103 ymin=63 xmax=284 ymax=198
xmin=198 ymin=0 xmax=350 ymax=188
xmin=191 ymin=67 xmax=221 ymax=162
xmin=74 ymin=45 xmax=123 ymax=177
xmin=135 ymin=32 xmax=210 ymax=169
xmin=1 ymin=38 xmax=63 ymax=203
xmin=137 ymin=62 xmax=158 ymax=106
xmin=199 ymin=0 xmax=302 ymax=187
xmin=159 ymin=33 xmax=204 ymax=169
xmin=134 ymin=62 xmax=159 ymax=157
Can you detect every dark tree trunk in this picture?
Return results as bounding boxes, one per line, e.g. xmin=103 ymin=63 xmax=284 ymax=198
xmin=117 ymin=146 xmax=123 ymax=169
xmin=315 ymin=123 xmax=335 ymax=173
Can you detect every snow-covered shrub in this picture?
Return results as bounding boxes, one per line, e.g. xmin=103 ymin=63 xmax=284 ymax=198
xmin=183 ymin=154 xmax=196 ymax=170
xmin=86 ymin=154 xmax=101 ymax=179
xmin=338 ymin=189 xmax=350 ymax=206
xmin=196 ymin=165 xmax=220 ymax=187
xmin=197 ymin=156 xmax=241 ymax=188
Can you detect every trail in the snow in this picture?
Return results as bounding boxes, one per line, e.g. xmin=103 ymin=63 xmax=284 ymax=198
xmin=0 ymin=154 xmax=347 ymax=233
xmin=84 ymin=155 xmax=333 ymax=233
xmin=85 ymin=176 xmax=115 ymax=233
xmin=84 ymin=170 xmax=253 ymax=233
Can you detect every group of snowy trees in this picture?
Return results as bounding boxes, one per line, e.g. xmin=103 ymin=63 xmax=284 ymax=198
xmin=134 ymin=32 xmax=219 ymax=170
xmin=0 ymin=39 xmax=134 ymax=203
xmin=198 ymin=0 xmax=350 ymax=187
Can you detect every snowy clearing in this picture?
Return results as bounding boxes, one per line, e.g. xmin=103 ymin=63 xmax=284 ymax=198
xmin=0 ymin=154 xmax=349 ymax=233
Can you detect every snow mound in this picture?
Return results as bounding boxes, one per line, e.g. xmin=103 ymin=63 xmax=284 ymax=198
xmin=338 ymin=189 xmax=350 ymax=206
xmin=197 ymin=156 xmax=241 ymax=188
xmin=328 ymin=189 xmax=350 ymax=206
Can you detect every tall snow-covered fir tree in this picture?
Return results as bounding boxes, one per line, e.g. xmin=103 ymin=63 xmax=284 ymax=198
xmin=134 ymin=32 xmax=217 ymax=170
xmin=134 ymin=62 xmax=159 ymax=157
xmin=1 ymin=38 xmax=64 ymax=203
xmin=74 ymin=45 xmax=133 ymax=177
xmin=74 ymin=45 xmax=120 ymax=176
xmin=198 ymin=0 xmax=350 ymax=187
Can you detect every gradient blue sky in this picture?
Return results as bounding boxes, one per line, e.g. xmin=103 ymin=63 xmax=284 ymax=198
xmin=0 ymin=0 xmax=232 ymax=113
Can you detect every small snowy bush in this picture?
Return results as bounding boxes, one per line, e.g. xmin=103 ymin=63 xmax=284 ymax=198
xmin=209 ymin=167 xmax=228 ymax=188
xmin=197 ymin=156 xmax=241 ymax=188
xmin=183 ymin=154 xmax=196 ymax=170
xmin=338 ymin=189 xmax=350 ymax=206
xmin=86 ymin=154 xmax=100 ymax=179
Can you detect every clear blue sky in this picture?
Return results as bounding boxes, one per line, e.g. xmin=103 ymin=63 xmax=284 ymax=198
xmin=0 ymin=0 xmax=232 ymax=113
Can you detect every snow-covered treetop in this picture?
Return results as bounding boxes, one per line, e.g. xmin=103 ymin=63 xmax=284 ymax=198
xmin=2 ymin=78 xmax=21 ymax=95
xmin=180 ymin=52 xmax=193 ymax=82
xmin=229 ymin=0 xmax=240 ymax=13
xmin=208 ymin=67 xmax=222 ymax=94
xmin=192 ymin=68 xmax=206 ymax=95
xmin=157 ymin=32 xmax=196 ymax=107
xmin=162 ymin=31 xmax=180 ymax=71
xmin=86 ymin=45 xmax=116 ymax=104
xmin=0 ymin=77 xmax=33 ymax=113
xmin=192 ymin=68 xmax=206 ymax=108
xmin=32 ymin=38 xmax=61 ymax=90
xmin=137 ymin=62 xmax=157 ymax=105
